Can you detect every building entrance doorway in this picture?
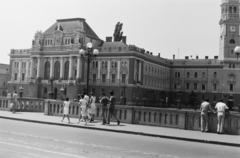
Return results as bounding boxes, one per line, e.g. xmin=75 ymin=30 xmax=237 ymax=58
xmin=227 ymin=96 xmax=234 ymax=111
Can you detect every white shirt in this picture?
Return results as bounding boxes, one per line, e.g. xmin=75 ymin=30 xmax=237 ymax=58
xmin=215 ymin=102 xmax=228 ymax=113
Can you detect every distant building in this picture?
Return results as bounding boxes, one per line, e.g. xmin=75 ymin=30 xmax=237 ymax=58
xmin=7 ymin=1 xmax=240 ymax=109
xmin=0 ymin=63 xmax=9 ymax=96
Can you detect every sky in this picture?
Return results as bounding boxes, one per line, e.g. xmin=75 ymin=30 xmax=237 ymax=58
xmin=0 ymin=0 xmax=221 ymax=64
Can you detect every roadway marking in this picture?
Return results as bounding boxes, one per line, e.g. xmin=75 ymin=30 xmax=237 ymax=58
xmin=0 ymin=141 xmax=87 ymax=158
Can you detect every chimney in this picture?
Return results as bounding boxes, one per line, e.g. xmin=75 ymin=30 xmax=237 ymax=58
xmin=214 ymin=56 xmax=218 ymax=59
xmin=173 ymin=54 xmax=175 ymax=59
xmin=185 ymin=56 xmax=189 ymax=59
xmin=196 ymin=55 xmax=199 ymax=59
xmin=122 ymin=36 xmax=127 ymax=44
xmin=106 ymin=37 xmax=112 ymax=42
xmin=205 ymin=56 xmax=208 ymax=59
xmin=158 ymin=53 xmax=160 ymax=57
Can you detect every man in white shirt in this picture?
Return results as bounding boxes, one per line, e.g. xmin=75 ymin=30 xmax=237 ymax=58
xmin=215 ymin=99 xmax=229 ymax=134
xmin=200 ymin=99 xmax=215 ymax=132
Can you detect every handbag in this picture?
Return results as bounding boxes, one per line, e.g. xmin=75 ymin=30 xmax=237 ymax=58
xmin=10 ymin=103 xmax=14 ymax=110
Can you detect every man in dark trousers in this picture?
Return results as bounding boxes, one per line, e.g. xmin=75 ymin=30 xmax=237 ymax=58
xmin=100 ymin=93 xmax=109 ymax=125
xmin=107 ymin=91 xmax=120 ymax=125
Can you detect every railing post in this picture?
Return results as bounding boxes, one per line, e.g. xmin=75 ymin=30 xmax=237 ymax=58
xmin=44 ymin=100 xmax=50 ymax=115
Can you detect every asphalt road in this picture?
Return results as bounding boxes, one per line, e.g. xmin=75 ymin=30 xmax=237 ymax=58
xmin=0 ymin=119 xmax=239 ymax=158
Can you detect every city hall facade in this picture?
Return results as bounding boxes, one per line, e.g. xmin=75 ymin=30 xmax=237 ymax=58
xmin=8 ymin=0 xmax=240 ymax=108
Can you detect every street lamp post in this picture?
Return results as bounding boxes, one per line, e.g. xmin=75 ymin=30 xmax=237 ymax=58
xmin=234 ymin=46 xmax=240 ymax=60
xmin=79 ymin=42 xmax=99 ymax=95
xmin=19 ymin=86 xmax=23 ymax=98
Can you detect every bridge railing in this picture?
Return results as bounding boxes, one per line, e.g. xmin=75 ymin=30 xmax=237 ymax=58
xmin=43 ymin=100 xmax=240 ymax=135
xmin=0 ymin=96 xmax=45 ymax=112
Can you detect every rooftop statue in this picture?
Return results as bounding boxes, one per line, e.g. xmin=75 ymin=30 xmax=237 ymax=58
xmin=113 ymin=22 xmax=123 ymax=42
xmin=55 ymin=23 xmax=63 ymax=31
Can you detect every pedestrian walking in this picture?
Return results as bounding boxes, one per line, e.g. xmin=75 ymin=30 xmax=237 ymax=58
xmin=100 ymin=93 xmax=109 ymax=125
xmin=107 ymin=91 xmax=120 ymax=125
xmin=200 ymin=98 xmax=215 ymax=132
xmin=215 ymin=99 xmax=229 ymax=134
xmin=12 ymin=91 xmax=18 ymax=114
xmin=61 ymin=97 xmax=71 ymax=123
xmin=78 ymin=94 xmax=88 ymax=125
xmin=89 ymin=92 xmax=96 ymax=122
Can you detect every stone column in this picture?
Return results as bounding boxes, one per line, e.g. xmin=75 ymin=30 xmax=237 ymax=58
xmin=30 ymin=58 xmax=34 ymax=78
xmin=107 ymin=60 xmax=110 ymax=81
xmin=25 ymin=60 xmax=29 ymax=80
xmin=117 ymin=60 xmax=121 ymax=81
xmin=76 ymin=56 xmax=81 ymax=78
xmin=97 ymin=60 xmax=101 ymax=80
xmin=37 ymin=57 xmax=41 ymax=78
xmin=138 ymin=61 xmax=141 ymax=82
xmin=50 ymin=57 xmax=54 ymax=78
xmin=18 ymin=60 xmax=22 ymax=81
xmin=68 ymin=56 xmax=73 ymax=79
xmin=60 ymin=57 xmax=64 ymax=79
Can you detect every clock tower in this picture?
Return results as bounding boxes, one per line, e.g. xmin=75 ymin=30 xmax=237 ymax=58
xmin=219 ymin=0 xmax=240 ymax=60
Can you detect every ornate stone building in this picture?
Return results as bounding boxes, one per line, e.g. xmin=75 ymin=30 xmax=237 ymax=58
xmin=7 ymin=1 xmax=240 ymax=108
xmin=0 ymin=64 xmax=9 ymax=96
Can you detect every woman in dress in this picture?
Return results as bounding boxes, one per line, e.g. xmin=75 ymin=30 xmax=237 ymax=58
xmin=78 ymin=94 xmax=88 ymax=125
xmin=61 ymin=97 xmax=71 ymax=123
xmin=89 ymin=92 xmax=96 ymax=122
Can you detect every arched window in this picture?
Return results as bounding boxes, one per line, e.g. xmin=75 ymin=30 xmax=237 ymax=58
xmin=234 ymin=6 xmax=237 ymax=13
xmin=202 ymin=72 xmax=205 ymax=78
xmin=178 ymin=72 xmax=180 ymax=78
xmin=213 ymin=72 xmax=217 ymax=78
xmin=229 ymin=6 xmax=233 ymax=13
xmin=44 ymin=61 xmax=50 ymax=79
xmin=225 ymin=6 xmax=228 ymax=13
xmin=64 ymin=61 xmax=69 ymax=80
xmin=54 ymin=61 xmax=60 ymax=80
xmin=229 ymin=39 xmax=235 ymax=44
xmin=175 ymin=72 xmax=178 ymax=78
xmin=194 ymin=72 xmax=198 ymax=78
xmin=92 ymin=61 xmax=95 ymax=68
xmin=115 ymin=61 xmax=117 ymax=68
xmin=105 ymin=61 xmax=107 ymax=68
xmin=102 ymin=61 xmax=104 ymax=68
xmin=187 ymin=72 xmax=190 ymax=78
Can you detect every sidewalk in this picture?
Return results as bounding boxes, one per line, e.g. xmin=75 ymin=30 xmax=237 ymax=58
xmin=0 ymin=111 xmax=239 ymax=147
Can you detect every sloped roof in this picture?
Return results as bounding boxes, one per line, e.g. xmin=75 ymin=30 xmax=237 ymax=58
xmin=102 ymin=41 xmax=127 ymax=47
xmin=43 ymin=18 xmax=101 ymax=40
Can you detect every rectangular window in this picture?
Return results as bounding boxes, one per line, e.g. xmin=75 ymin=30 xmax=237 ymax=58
xmin=229 ymin=84 xmax=233 ymax=91
xmin=102 ymin=74 xmax=106 ymax=83
xmin=22 ymin=73 xmax=25 ymax=81
xmin=213 ymin=95 xmax=217 ymax=102
xmin=213 ymin=83 xmax=217 ymax=91
xmin=74 ymin=70 xmax=77 ymax=77
xmin=93 ymin=74 xmax=96 ymax=82
xmin=202 ymin=84 xmax=205 ymax=91
xmin=112 ymin=74 xmax=116 ymax=83
xmin=122 ymin=74 xmax=126 ymax=83
xmin=14 ymin=73 xmax=18 ymax=80
xmin=194 ymin=83 xmax=197 ymax=90
xmin=186 ymin=83 xmax=190 ymax=90
xmin=91 ymin=88 xmax=95 ymax=95
xmin=174 ymin=83 xmax=177 ymax=90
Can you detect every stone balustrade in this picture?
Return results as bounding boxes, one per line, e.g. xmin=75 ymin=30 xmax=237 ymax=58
xmin=0 ymin=96 xmax=45 ymax=112
xmin=0 ymin=97 xmax=239 ymax=135
xmin=43 ymin=100 xmax=240 ymax=135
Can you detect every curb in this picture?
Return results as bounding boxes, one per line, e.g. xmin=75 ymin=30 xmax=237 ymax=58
xmin=1 ymin=116 xmax=240 ymax=148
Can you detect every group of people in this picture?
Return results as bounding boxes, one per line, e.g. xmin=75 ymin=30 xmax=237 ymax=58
xmin=200 ymin=99 xmax=229 ymax=134
xmin=61 ymin=91 xmax=120 ymax=126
